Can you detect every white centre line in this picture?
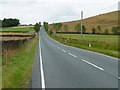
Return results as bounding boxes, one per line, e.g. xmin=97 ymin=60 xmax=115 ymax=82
xmin=68 ymin=53 xmax=77 ymax=58
xmin=81 ymin=59 xmax=104 ymax=71
xmin=61 ymin=49 xmax=67 ymax=53
xmin=39 ymin=32 xmax=46 ymax=89
xmin=57 ymin=47 xmax=60 ymax=49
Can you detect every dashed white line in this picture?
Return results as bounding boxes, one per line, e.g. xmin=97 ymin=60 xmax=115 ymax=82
xmin=61 ymin=49 xmax=67 ymax=53
xmin=68 ymin=53 xmax=77 ymax=58
xmin=81 ymin=59 xmax=104 ymax=71
xmin=45 ymin=31 xmax=118 ymax=61
xmin=57 ymin=47 xmax=60 ymax=49
xmin=118 ymin=77 xmax=120 ymax=80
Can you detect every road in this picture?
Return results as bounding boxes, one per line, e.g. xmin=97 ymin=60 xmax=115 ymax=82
xmin=31 ymin=26 xmax=119 ymax=89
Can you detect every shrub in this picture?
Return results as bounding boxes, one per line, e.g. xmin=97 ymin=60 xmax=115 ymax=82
xmin=75 ymin=24 xmax=86 ymax=33
xmin=104 ymin=29 xmax=109 ymax=35
xmin=43 ymin=22 xmax=48 ymax=31
xmin=53 ymin=23 xmax=63 ymax=32
xmin=111 ymin=26 xmax=119 ymax=35
xmin=91 ymin=27 xmax=96 ymax=34
xmin=63 ymin=25 xmax=68 ymax=32
xmin=34 ymin=23 xmax=40 ymax=32
xmin=97 ymin=25 xmax=101 ymax=34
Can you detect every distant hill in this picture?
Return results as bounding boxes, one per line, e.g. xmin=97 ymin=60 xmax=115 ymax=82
xmin=49 ymin=11 xmax=118 ymax=34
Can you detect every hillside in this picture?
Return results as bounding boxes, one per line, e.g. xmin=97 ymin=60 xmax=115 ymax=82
xmin=49 ymin=11 xmax=118 ymax=34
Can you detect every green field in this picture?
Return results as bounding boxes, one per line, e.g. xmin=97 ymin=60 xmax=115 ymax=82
xmin=2 ymin=36 xmax=38 ymax=88
xmin=50 ymin=34 xmax=119 ymax=58
xmin=1 ymin=27 xmax=34 ymax=32
xmin=56 ymin=34 xmax=118 ymax=44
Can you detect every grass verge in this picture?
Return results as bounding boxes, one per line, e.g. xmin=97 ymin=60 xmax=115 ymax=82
xmin=48 ymin=33 xmax=118 ymax=58
xmin=2 ymin=35 xmax=38 ymax=88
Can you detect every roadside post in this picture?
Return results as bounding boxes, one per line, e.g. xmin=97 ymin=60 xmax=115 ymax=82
xmin=81 ymin=11 xmax=83 ymax=38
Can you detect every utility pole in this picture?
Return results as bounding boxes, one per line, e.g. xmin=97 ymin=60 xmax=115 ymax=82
xmin=81 ymin=11 xmax=83 ymax=38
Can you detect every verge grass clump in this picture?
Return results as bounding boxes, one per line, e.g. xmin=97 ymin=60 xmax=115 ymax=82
xmin=49 ymin=34 xmax=118 ymax=58
xmin=2 ymin=35 xmax=38 ymax=88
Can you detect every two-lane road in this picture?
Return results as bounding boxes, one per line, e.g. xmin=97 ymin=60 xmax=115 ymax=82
xmin=31 ymin=26 xmax=119 ymax=88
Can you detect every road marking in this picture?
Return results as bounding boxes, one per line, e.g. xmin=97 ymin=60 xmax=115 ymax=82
xmin=61 ymin=49 xmax=67 ymax=53
xmin=57 ymin=47 xmax=60 ymax=49
xmin=81 ymin=59 xmax=104 ymax=71
xmin=39 ymin=34 xmax=46 ymax=89
xmin=45 ymin=31 xmax=118 ymax=61
xmin=68 ymin=53 xmax=77 ymax=58
xmin=118 ymin=77 xmax=120 ymax=80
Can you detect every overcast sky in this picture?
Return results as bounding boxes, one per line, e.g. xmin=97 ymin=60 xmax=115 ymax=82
xmin=0 ymin=0 xmax=119 ymax=24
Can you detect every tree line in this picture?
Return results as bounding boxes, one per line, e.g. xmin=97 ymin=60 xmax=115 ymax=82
xmin=48 ymin=22 xmax=120 ymax=35
xmin=1 ymin=18 xmax=20 ymax=27
xmin=42 ymin=21 xmax=120 ymax=35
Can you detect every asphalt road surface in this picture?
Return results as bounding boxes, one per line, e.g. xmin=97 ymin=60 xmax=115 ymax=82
xmin=31 ymin=26 xmax=119 ymax=89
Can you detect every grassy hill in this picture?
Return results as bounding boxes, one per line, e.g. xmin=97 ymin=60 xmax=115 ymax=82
xmin=49 ymin=11 xmax=118 ymax=34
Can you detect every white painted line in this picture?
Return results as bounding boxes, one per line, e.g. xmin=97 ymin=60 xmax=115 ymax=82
xmin=70 ymin=46 xmax=118 ymax=61
xmin=118 ymin=77 xmax=120 ymax=80
xmin=68 ymin=53 xmax=77 ymax=58
xmin=45 ymin=31 xmax=118 ymax=61
xmin=61 ymin=49 xmax=67 ymax=53
xmin=81 ymin=59 xmax=104 ymax=71
xmin=39 ymin=34 xmax=46 ymax=89
xmin=57 ymin=47 xmax=60 ymax=49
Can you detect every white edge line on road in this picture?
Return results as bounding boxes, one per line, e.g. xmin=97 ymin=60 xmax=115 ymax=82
xmin=61 ymin=49 xmax=67 ymax=53
xmin=68 ymin=53 xmax=77 ymax=58
xmin=45 ymin=31 xmax=118 ymax=61
xmin=39 ymin=32 xmax=46 ymax=89
xmin=81 ymin=59 xmax=104 ymax=71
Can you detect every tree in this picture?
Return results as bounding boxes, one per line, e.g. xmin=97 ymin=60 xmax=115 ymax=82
xmin=97 ymin=25 xmax=101 ymax=34
xmin=53 ymin=23 xmax=63 ymax=32
xmin=117 ymin=26 xmax=120 ymax=34
xmin=75 ymin=24 xmax=80 ymax=32
xmin=63 ymin=25 xmax=68 ymax=32
xmin=39 ymin=22 xmax=41 ymax=27
xmin=43 ymin=22 xmax=48 ymax=31
xmin=34 ymin=23 xmax=40 ymax=32
xmin=49 ymin=30 xmax=53 ymax=35
xmin=2 ymin=18 xmax=20 ymax=27
xmin=104 ymin=29 xmax=109 ymax=35
xmin=111 ymin=26 xmax=119 ymax=35
xmin=75 ymin=24 xmax=86 ymax=33
xmin=0 ymin=20 xmax=2 ymax=28
xmin=82 ymin=25 xmax=86 ymax=33
xmin=91 ymin=27 xmax=96 ymax=34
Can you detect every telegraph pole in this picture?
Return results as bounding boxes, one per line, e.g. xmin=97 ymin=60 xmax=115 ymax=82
xmin=81 ymin=11 xmax=83 ymax=38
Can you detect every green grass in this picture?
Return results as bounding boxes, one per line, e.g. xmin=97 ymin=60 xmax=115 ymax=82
xmin=2 ymin=36 xmax=38 ymax=88
xmin=1 ymin=27 xmax=34 ymax=32
xmin=56 ymin=34 xmax=118 ymax=44
xmin=49 ymin=33 xmax=118 ymax=58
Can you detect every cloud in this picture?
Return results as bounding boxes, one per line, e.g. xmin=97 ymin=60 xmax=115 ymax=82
xmin=0 ymin=0 xmax=119 ymax=24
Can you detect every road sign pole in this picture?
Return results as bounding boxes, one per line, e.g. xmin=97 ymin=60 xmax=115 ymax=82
xmin=81 ymin=11 xmax=83 ymax=38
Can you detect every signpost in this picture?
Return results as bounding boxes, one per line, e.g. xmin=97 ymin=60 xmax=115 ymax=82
xmin=81 ymin=11 xmax=83 ymax=38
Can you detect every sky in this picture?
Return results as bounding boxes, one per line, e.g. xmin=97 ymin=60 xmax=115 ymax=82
xmin=0 ymin=0 xmax=119 ymax=24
